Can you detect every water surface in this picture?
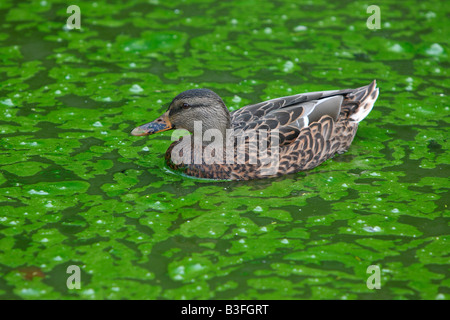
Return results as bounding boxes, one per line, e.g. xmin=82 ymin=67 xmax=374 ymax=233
xmin=0 ymin=0 xmax=448 ymax=299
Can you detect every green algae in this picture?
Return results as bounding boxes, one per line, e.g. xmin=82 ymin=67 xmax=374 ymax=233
xmin=0 ymin=0 xmax=449 ymax=300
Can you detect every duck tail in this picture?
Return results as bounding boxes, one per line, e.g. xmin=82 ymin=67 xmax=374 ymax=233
xmin=345 ymin=80 xmax=379 ymax=122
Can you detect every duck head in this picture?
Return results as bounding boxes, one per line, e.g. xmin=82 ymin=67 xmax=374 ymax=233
xmin=131 ymin=89 xmax=231 ymax=138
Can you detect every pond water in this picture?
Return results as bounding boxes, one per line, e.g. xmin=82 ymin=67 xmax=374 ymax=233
xmin=0 ymin=0 xmax=448 ymax=299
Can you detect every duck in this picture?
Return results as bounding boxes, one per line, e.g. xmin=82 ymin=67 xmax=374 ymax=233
xmin=131 ymin=80 xmax=379 ymax=180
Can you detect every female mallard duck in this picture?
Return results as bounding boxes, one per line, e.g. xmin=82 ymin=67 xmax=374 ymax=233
xmin=131 ymin=81 xmax=379 ymax=180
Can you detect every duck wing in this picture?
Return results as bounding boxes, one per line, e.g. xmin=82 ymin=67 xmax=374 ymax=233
xmin=231 ymin=88 xmax=352 ymax=123
xmin=231 ymin=92 xmax=346 ymax=146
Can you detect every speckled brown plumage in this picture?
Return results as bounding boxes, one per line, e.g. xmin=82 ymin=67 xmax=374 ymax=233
xmin=133 ymin=81 xmax=379 ymax=180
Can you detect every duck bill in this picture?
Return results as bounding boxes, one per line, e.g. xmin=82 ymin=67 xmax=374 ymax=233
xmin=131 ymin=111 xmax=173 ymax=136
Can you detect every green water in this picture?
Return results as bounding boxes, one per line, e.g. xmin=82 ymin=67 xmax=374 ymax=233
xmin=0 ymin=0 xmax=448 ymax=299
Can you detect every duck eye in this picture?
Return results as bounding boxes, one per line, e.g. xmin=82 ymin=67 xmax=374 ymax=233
xmin=182 ymin=103 xmax=190 ymax=109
